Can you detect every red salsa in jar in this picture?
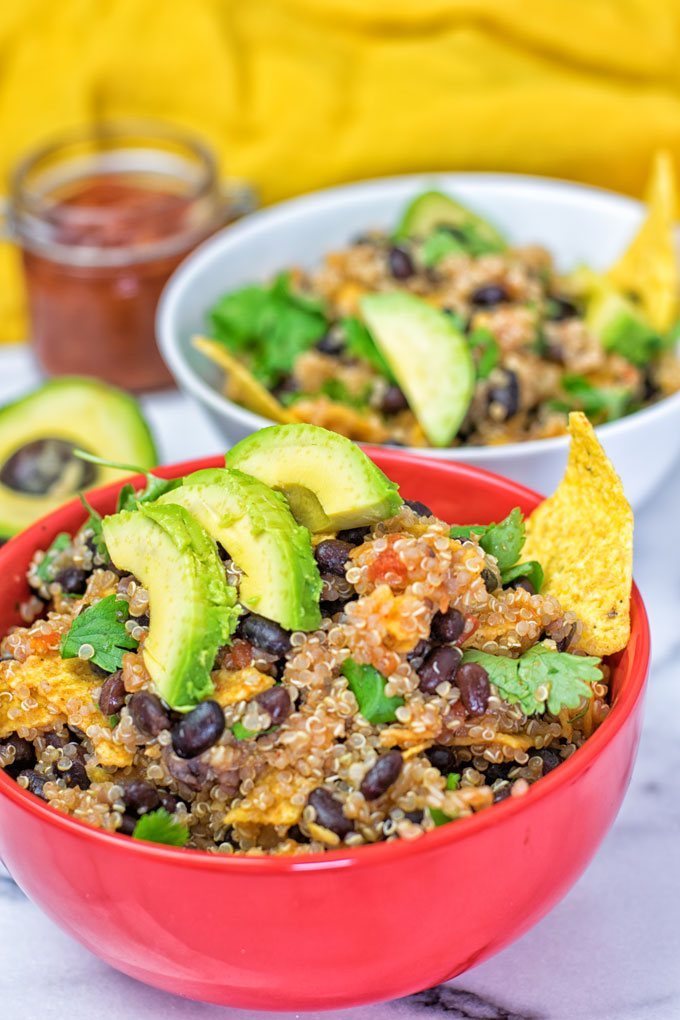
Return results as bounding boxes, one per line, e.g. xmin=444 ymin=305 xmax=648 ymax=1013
xmin=11 ymin=123 xmax=252 ymax=391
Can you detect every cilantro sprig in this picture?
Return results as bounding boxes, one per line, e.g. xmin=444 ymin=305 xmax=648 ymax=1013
xmin=468 ymin=327 xmax=500 ymax=380
xmin=74 ymin=451 xmax=181 ymax=513
xmin=60 ymin=594 xmax=139 ymax=673
xmin=36 ymin=532 xmax=71 ymax=583
xmin=462 ymin=645 xmax=602 ymax=717
xmin=132 ymin=808 xmax=189 ymax=847
xmin=342 ymin=659 xmax=404 ymax=724
xmin=79 ymin=494 xmax=107 ymax=558
xmin=450 ymin=507 xmax=526 ymax=573
xmin=550 ymin=375 xmax=633 ymax=423
xmin=209 ymin=272 xmax=328 ymax=388
xmin=500 ymin=560 xmax=544 ymax=592
xmin=342 ymin=316 xmax=396 ymax=383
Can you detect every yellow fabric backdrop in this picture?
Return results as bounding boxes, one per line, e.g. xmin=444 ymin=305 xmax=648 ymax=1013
xmin=2 ymin=0 xmax=680 ymax=341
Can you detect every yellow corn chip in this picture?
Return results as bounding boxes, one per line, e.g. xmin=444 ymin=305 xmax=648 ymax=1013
xmin=0 ymin=654 xmax=134 ymax=767
xmin=606 ymin=149 xmax=679 ymax=331
xmin=193 ymin=336 xmax=296 ymax=424
xmin=211 ymin=667 xmax=275 ymax=708
xmin=224 ymin=769 xmax=315 ymax=827
xmin=522 ymin=413 xmax=633 ymax=656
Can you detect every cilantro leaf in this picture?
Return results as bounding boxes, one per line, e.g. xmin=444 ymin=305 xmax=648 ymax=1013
xmin=468 ymin=327 xmax=500 ymax=379
xmin=116 ymin=474 xmax=183 ymax=512
xmin=462 ymin=644 xmax=602 ymax=717
xmin=36 ymin=532 xmax=71 ymax=583
xmin=560 ymin=375 xmax=632 ymax=423
xmin=518 ymin=645 xmax=602 ymax=716
xmin=602 ymin=315 xmax=662 ymax=366
xmin=232 ymin=721 xmax=258 ymax=740
xmin=430 ymin=807 xmax=452 ymax=826
xmin=209 ymin=272 xmax=328 ymax=388
xmin=446 ymin=772 xmax=461 ymax=790
xmin=342 ymin=316 xmax=396 ymax=383
xmin=501 ymin=560 xmax=544 ymax=592
xmin=132 ymin=808 xmax=189 ymax=847
xmin=319 ymin=378 xmax=372 ymax=409
xmin=79 ymin=494 xmax=107 ymax=558
xmin=420 ymin=223 xmax=505 ymax=261
xmin=450 ymin=508 xmax=525 ymax=572
xmin=60 ymin=594 xmax=138 ymax=673
xmin=342 ymin=658 xmax=404 ymax=724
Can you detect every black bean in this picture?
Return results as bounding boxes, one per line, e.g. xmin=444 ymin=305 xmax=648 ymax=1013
xmin=132 ymin=612 xmax=150 ymax=628
xmin=404 ymin=499 xmax=433 ymax=518
xmin=314 ymin=539 xmax=352 ymax=577
xmin=493 ymin=784 xmax=512 ymax=803
xmin=360 ymin=750 xmax=403 ymax=800
xmin=128 ymin=691 xmax=171 ymax=737
xmin=382 ymin=439 xmax=407 ymax=447
xmin=288 ymin=823 xmax=311 ymax=844
xmin=407 ymin=638 xmax=432 ymax=667
xmin=316 ymin=325 xmax=346 ymax=355
xmin=425 ymin=745 xmax=457 ymax=775
xmin=484 ymin=761 xmax=513 ymax=784
xmin=642 ymin=368 xmax=659 ymax=402
xmin=0 ymin=736 xmax=35 ymax=773
xmin=481 ymin=567 xmax=500 ymax=592
xmin=171 ymin=700 xmax=225 ymax=759
xmin=165 ymin=752 xmax=212 ymax=792
xmin=123 ymin=780 xmax=160 ymax=814
xmin=488 ymin=369 xmax=520 ymax=419
xmin=0 ymin=438 xmax=96 ymax=494
xmin=255 ymin=686 xmax=292 ymax=725
xmin=430 ymin=608 xmax=465 ymax=645
xmin=42 ymin=730 xmax=69 ymax=749
xmin=98 ymin=670 xmax=126 ymax=715
xmin=388 ymin=246 xmax=415 ymax=280
xmin=380 ymin=385 xmax=409 ymax=415
xmin=537 ymin=747 xmax=562 ymax=774
xmin=507 ymin=576 xmax=535 ymax=595
xmin=158 ymin=791 xmax=180 ymax=813
xmin=544 ymin=619 xmax=577 ymax=652
xmin=18 ymin=769 xmax=48 ymax=798
xmin=307 ymin=787 xmax=354 ymax=838
xmin=470 ymin=283 xmax=509 ymax=306
xmin=337 ymin=526 xmax=370 ymax=546
xmin=457 ymin=662 xmax=491 ymax=716
xmin=547 ymin=295 xmax=579 ymax=321
xmin=54 ymin=567 xmax=88 ymax=594
xmin=418 ymin=646 xmax=463 ymax=694
xmin=63 ymin=758 xmax=90 ymax=789
xmin=118 ymin=813 xmax=137 ymax=836
xmin=237 ymin=613 xmax=291 ymax=656
xmin=88 ymin=662 xmax=110 ymax=679
xmin=404 ymin=809 xmax=424 ymax=823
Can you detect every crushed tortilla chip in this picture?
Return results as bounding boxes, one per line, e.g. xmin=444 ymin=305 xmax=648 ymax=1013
xmin=211 ymin=666 xmax=274 ymax=708
xmin=606 ymin=149 xmax=678 ymax=331
xmin=224 ymin=769 xmax=315 ymax=827
xmin=193 ymin=336 xmax=296 ymax=424
xmin=380 ymin=721 xmax=441 ymax=749
xmin=0 ymin=654 xmax=134 ymax=767
xmin=522 ymin=412 xmax=633 ymax=656
xmin=307 ymin=821 xmax=341 ymax=847
xmin=450 ymin=733 xmax=535 ymax=751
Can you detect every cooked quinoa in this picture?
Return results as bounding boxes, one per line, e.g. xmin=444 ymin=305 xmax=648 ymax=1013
xmin=0 ymin=500 xmax=610 ymax=856
xmin=203 ymin=196 xmax=680 ymax=448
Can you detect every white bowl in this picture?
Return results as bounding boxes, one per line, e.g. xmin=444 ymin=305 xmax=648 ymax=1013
xmin=157 ymin=172 xmax=680 ymax=507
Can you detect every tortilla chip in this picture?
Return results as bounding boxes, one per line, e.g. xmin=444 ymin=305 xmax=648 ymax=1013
xmin=450 ymin=733 xmax=535 ymax=751
xmin=193 ymin=336 xmax=296 ymax=424
xmin=522 ymin=412 xmax=633 ymax=656
xmin=0 ymin=654 xmax=134 ymax=766
xmin=606 ymin=149 xmax=678 ymax=331
xmin=211 ymin=666 xmax=274 ymax=708
xmin=224 ymin=769 xmax=315 ymax=827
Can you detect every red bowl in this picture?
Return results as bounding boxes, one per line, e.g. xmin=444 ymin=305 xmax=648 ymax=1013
xmin=0 ymin=451 xmax=650 ymax=1011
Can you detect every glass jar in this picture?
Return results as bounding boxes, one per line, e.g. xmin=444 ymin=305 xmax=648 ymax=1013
xmin=8 ymin=121 xmax=253 ymax=391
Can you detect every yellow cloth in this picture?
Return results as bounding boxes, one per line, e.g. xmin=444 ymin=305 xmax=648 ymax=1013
xmin=3 ymin=0 xmax=680 ymax=341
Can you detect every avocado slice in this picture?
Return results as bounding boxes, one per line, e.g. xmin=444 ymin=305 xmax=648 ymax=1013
xmin=0 ymin=378 xmax=156 ymax=539
xmin=102 ymin=503 xmax=239 ymax=711
xmin=360 ymin=293 xmax=475 ymax=447
xmin=396 ymin=190 xmax=506 ymax=252
xmin=226 ymin=424 xmax=401 ymax=532
xmin=586 ymin=289 xmax=659 ymax=365
xmin=157 ymin=467 xmax=322 ymax=631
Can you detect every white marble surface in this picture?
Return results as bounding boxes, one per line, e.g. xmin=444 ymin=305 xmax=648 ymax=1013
xmin=1 ymin=346 xmax=679 ymax=1020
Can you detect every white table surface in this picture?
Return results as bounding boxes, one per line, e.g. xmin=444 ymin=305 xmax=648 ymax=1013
xmin=1 ymin=345 xmax=679 ymax=1020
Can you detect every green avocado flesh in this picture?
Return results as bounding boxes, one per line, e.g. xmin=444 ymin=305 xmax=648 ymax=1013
xmin=360 ymin=293 xmax=475 ymax=447
xmin=0 ymin=377 xmax=157 ymax=538
xmin=395 ymin=189 xmax=506 ymax=251
xmin=226 ymin=424 xmax=402 ymax=532
xmin=586 ymin=289 xmax=657 ymax=359
xmin=158 ymin=467 xmax=322 ymax=631
xmin=102 ymin=503 xmax=239 ymax=711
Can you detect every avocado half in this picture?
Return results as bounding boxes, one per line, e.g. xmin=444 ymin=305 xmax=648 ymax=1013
xmin=0 ymin=377 xmax=157 ymax=539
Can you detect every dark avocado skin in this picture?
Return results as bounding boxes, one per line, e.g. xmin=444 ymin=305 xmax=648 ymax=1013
xmin=0 ymin=377 xmax=156 ymax=538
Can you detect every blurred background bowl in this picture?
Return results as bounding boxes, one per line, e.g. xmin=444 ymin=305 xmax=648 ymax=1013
xmin=157 ymin=172 xmax=680 ymax=508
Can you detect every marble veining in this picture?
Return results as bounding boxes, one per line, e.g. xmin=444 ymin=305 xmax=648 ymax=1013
xmin=1 ymin=347 xmax=678 ymax=1020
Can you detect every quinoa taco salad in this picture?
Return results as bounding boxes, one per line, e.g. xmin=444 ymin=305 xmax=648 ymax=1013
xmin=197 ymin=152 xmax=680 ymax=449
xmin=0 ymin=417 xmax=633 ymax=855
